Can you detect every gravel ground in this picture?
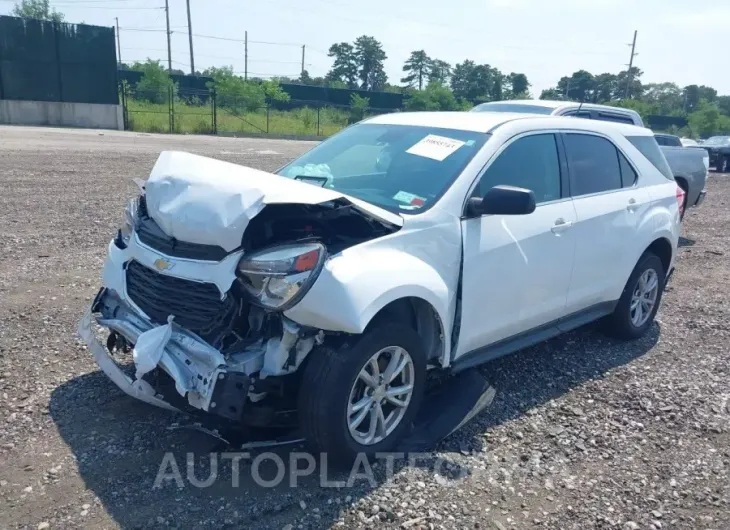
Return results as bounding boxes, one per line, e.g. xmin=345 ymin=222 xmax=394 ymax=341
xmin=0 ymin=125 xmax=728 ymax=530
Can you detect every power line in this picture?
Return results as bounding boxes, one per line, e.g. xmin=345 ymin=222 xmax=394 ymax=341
xmin=122 ymin=46 xmax=310 ymax=65
xmin=51 ymin=3 xmax=164 ymax=9
xmin=190 ymin=32 xmax=302 ymax=47
xmin=45 ymin=0 xmax=142 ymax=3
xmin=119 ymin=26 xmax=184 ymax=32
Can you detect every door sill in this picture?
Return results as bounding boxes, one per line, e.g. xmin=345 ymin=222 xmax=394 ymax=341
xmin=451 ymin=301 xmax=617 ymax=373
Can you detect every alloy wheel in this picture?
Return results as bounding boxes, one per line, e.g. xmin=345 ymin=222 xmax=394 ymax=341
xmin=346 ymin=346 xmax=415 ymax=446
xmin=630 ymin=268 xmax=659 ymax=327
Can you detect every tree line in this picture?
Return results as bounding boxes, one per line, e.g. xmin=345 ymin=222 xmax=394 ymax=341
xmin=282 ymin=37 xmax=532 ymax=112
xmin=539 ymin=68 xmax=730 ymax=136
xmin=9 ymin=1 xmax=730 ymax=135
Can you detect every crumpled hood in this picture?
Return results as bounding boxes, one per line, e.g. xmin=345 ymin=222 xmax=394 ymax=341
xmin=144 ymin=151 xmax=402 ymax=252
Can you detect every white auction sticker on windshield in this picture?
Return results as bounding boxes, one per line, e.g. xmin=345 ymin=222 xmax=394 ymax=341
xmin=406 ymin=134 xmax=466 ymax=161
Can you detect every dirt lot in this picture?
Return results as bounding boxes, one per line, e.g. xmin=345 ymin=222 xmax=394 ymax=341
xmin=0 ymin=125 xmax=728 ymax=530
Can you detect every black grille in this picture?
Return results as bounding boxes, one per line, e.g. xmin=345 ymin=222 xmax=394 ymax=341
xmin=125 ymin=260 xmax=243 ymax=348
xmin=136 ymin=215 xmax=230 ymax=261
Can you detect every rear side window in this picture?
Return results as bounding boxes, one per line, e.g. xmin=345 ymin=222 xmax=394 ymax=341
xmin=476 ymin=133 xmax=562 ymax=203
xmin=655 ymin=135 xmax=681 ymax=147
xmin=596 ymin=112 xmax=636 ymax=125
xmin=626 ymin=136 xmax=674 ymax=180
xmin=563 ymin=134 xmax=622 ymax=196
xmin=563 ymin=110 xmax=592 ymax=119
xmin=618 ymin=151 xmax=637 ymax=187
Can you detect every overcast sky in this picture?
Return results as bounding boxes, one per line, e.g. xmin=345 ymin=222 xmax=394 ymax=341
xmin=2 ymin=0 xmax=729 ymax=96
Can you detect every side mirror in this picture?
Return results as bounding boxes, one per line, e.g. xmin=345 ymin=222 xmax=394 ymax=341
xmin=467 ymin=185 xmax=536 ymax=216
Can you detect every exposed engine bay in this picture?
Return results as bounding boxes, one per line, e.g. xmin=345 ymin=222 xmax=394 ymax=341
xmin=125 ymin=194 xmax=398 ymax=356
xmin=80 ymin=150 xmax=402 ymax=428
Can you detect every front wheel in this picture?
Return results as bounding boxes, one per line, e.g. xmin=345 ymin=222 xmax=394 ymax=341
xmin=603 ymin=252 xmax=665 ymax=340
xmin=298 ymin=324 xmax=426 ymax=465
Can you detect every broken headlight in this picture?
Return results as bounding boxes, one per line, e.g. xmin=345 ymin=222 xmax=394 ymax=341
xmin=237 ymin=242 xmax=326 ymax=311
xmin=119 ymin=197 xmax=138 ymax=245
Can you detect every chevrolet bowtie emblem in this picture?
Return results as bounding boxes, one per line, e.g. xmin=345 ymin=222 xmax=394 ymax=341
xmin=153 ymin=258 xmax=174 ymax=271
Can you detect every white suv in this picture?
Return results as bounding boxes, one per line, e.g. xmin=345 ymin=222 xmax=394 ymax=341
xmin=79 ymin=111 xmax=681 ymax=463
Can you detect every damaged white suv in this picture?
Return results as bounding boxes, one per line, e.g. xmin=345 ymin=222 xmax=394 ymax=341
xmin=79 ymin=112 xmax=681 ymax=462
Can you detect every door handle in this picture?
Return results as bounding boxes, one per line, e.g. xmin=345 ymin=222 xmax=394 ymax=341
xmin=551 ymin=218 xmax=573 ymax=233
xmin=627 ymin=198 xmax=639 ymax=212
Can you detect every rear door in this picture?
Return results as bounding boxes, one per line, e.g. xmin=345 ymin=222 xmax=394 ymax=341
xmin=562 ymin=132 xmax=652 ymax=313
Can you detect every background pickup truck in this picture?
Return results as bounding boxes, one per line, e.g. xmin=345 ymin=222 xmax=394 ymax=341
xmin=654 ymin=133 xmax=708 ymax=215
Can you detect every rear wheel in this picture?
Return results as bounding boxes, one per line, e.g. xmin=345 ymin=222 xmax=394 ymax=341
xmin=720 ymin=156 xmax=730 ymax=173
xmin=604 ymin=252 xmax=665 ymax=340
xmin=298 ymin=324 xmax=426 ymax=465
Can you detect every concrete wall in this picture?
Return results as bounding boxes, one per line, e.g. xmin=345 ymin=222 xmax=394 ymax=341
xmin=0 ymin=100 xmax=124 ymax=130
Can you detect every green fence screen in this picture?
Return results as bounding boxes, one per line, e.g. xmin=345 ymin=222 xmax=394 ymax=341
xmin=0 ymin=15 xmax=117 ymax=104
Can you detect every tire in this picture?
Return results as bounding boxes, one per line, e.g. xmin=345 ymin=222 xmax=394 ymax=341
xmin=720 ymin=156 xmax=730 ymax=174
xmin=603 ymin=252 xmax=665 ymax=340
xmin=298 ymin=323 xmax=426 ymax=466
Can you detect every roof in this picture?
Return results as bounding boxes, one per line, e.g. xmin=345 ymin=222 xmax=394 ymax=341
xmin=490 ymin=99 xmax=566 ymax=109
xmin=364 ymin=111 xmax=652 ymax=137
xmin=365 ymin=111 xmax=544 ymax=133
xmin=475 ymin=99 xmax=641 ymax=116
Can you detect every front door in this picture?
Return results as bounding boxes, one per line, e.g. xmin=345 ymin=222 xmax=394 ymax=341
xmin=455 ymin=132 xmax=578 ymax=358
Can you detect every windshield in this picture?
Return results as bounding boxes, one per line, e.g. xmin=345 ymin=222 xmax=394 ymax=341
xmin=704 ymin=136 xmax=730 ymax=146
xmin=277 ymin=123 xmax=488 ymax=213
xmin=471 ymin=102 xmax=555 ymax=115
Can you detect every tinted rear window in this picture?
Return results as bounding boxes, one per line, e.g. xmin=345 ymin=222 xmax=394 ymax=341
xmin=596 ymin=112 xmax=636 ymax=125
xmin=655 ymin=135 xmax=682 ymax=147
xmin=563 ymin=133 xmax=622 ymax=196
xmin=472 ymin=103 xmax=554 ymax=115
xmin=627 ymin=136 xmax=674 ymax=180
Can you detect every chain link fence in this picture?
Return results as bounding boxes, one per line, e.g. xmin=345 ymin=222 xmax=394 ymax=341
xmin=121 ymin=84 xmax=395 ymax=137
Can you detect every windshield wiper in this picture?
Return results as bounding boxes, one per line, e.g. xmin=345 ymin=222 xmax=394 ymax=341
xmin=294 ymin=175 xmax=328 ymax=187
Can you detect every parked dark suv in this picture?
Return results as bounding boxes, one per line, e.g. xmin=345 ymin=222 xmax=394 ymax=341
xmin=702 ymin=136 xmax=730 ymax=172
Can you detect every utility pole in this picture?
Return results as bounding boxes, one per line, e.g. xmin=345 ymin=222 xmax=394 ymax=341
xmin=244 ymin=31 xmax=248 ymax=81
xmin=164 ymin=0 xmax=172 ymax=73
xmin=186 ymin=0 xmax=195 ymax=75
xmin=301 ymin=45 xmax=305 ymax=78
xmin=624 ymin=30 xmax=638 ymax=99
xmin=115 ymin=17 xmax=121 ymax=67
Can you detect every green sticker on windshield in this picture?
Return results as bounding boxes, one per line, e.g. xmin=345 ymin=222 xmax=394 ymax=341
xmin=393 ymin=191 xmax=426 ymax=207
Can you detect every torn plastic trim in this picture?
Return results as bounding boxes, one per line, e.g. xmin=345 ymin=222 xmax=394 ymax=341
xmin=82 ymin=289 xmax=323 ymax=415
xmin=89 ymin=290 xmax=262 ymax=412
xmin=260 ymin=317 xmax=319 ymax=378
xmin=78 ymin=304 xmax=179 ymax=413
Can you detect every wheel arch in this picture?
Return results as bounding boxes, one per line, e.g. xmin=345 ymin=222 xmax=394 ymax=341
xmin=364 ymin=296 xmax=446 ymax=363
xmin=644 ymin=237 xmax=673 ymax=276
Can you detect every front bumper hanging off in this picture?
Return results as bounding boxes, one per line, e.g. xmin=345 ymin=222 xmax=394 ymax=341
xmin=78 ymin=298 xmax=179 ymax=412
xmin=77 ymin=288 xmax=262 ymax=420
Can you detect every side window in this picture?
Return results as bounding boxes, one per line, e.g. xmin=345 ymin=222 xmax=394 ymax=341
xmin=596 ymin=112 xmax=635 ymax=125
xmin=626 ymin=135 xmax=674 ymax=180
xmin=476 ymin=134 xmax=561 ymax=204
xmin=654 ymin=136 xmax=668 ymax=146
xmin=564 ymin=110 xmax=592 ymax=119
xmin=563 ymin=133 xmax=622 ymax=196
xmin=618 ymin=150 xmax=637 ymax=187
